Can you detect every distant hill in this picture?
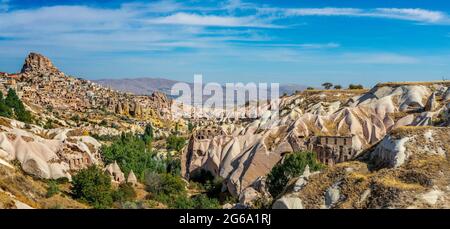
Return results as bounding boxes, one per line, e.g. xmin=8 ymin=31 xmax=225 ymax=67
xmin=93 ymin=77 xmax=307 ymax=97
xmin=93 ymin=77 xmax=182 ymax=96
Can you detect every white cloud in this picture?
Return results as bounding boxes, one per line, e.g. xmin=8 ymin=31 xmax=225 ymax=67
xmin=252 ymin=42 xmax=340 ymax=49
xmin=372 ymin=8 xmax=446 ymax=23
xmin=278 ymin=7 xmax=449 ymax=24
xmin=148 ymin=12 xmax=279 ymax=28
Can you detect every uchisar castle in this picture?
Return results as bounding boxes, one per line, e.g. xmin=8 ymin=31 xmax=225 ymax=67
xmin=0 ymin=53 xmax=449 ymax=209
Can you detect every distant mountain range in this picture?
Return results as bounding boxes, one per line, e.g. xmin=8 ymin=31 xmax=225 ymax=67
xmin=93 ymin=77 xmax=308 ymax=97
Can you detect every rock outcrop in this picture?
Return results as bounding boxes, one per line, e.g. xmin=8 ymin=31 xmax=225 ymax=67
xmin=274 ymin=126 xmax=450 ymax=209
xmin=0 ymin=118 xmax=102 ymax=180
xmin=21 ymin=52 xmax=60 ymax=75
xmin=182 ymin=82 xmax=450 ymax=197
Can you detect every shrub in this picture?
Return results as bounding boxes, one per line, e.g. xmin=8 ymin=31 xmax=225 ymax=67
xmin=99 ymin=120 xmax=108 ymax=126
xmin=112 ymin=183 xmax=137 ymax=203
xmin=191 ymin=194 xmax=220 ymax=209
xmin=188 ymin=122 xmax=195 ymax=132
xmin=165 ymin=155 xmax=181 ymax=176
xmin=166 ymin=135 xmax=186 ymax=152
xmin=0 ymin=92 xmax=12 ymax=118
xmin=101 ymin=133 xmax=166 ymax=181
xmin=2 ymin=89 xmax=31 ymax=122
xmin=145 ymin=172 xmax=186 ymax=197
xmin=43 ymin=119 xmax=54 ymax=129
xmin=46 ymin=180 xmax=59 ymax=198
xmin=189 ymin=169 xmax=215 ymax=184
xmin=70 ymin=115 xmax=80 ymax=122
xmin=348 ymin=84 xmax=364 ymax=90
xmin=56 ymin=177 xmax=69 ymax=184
xmin=71 ymin=166 xmax=113 ymax=209
xmin=267 ymin=151 xmax=324 ymax=198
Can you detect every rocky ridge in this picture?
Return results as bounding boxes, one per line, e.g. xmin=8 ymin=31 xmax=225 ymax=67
xmin=182 ymin=82 xmax=450 ymax=206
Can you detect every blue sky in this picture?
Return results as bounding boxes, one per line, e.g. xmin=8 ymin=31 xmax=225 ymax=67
xmin=1 ymin=0 xmax=450 ymax=87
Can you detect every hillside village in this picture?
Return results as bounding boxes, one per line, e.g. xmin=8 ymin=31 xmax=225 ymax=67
xmin=0 ymin=53 xmax=449 ymax=209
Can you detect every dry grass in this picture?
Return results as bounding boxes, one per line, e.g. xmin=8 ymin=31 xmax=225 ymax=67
xmin=0 ymin=166 xmax=84 ymax=209
xmin=0 ymin=117 xmax=12 ymax=128
xmin=0 ymin=191 xmax=15 ymax=208
xmin=376 ymin=177 xmax=423 ymax=191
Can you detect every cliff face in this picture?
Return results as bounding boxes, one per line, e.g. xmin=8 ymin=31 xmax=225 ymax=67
xmin=182 ymin=82 xmax=450 ymax=202
xmin=21 ymin=52 xmax=60 ymax=75
xmin=275 ymin=127 xmax=450 ymax=209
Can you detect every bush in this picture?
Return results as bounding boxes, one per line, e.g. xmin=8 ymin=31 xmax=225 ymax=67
xmin=99 ymin=120 xmax=108 ymax=126
xmin=43 ymin=119 xmax=54 ymax=129
xmin=348 ymin=84 xmax=364 ymax=90
xmin=145 ymin=172 xmax=186 ymax=197
xmin=166 ymin=135 xmax=186 ymax=152
xmin=191 ymin=194 xmax=220 ymax=209
xmin=112 ymin=183 xmax=137 ymax=203
xmin=1 ymin=89 xmax=32 ymax=122
xmin=101 ymin=133 xmax=166 ymax=181
xmin=188 ymin=122 xmax=195 ymax=132
xmin=0 ymin=92 xmax=12 ymax=118
xmin=46 ymin=180 xmax=59 ymax=198
xmin=267 ymin=151 xmax=324 ymax=198
xmin=71 ymin=166 xmax=113 ymax=209
xmin=71 ymin=115 xmax=80 ymax=122
xmin=165 ymin=155 xmax=181 ymax=176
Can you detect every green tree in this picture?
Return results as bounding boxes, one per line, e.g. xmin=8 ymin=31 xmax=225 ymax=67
xmin=142 ymin=124 xmax=154 ymax=150
xmin=145 ymin=172 xmax=186 ymax=197
xmin=188 ymin=122 xmax=195 ymax=132
xmin=5 ymin=89 xmax=31 ymax=122
xmin=112 ymin=183 xmax=137 ymax=203
xmin=191 ymin=194 xmax=221 ymax=209
xmin=322 ymin=82 xmax=333 ymax=89
xmin=71 ymin=166 xmax=113 ymax=209
xmin=267 ymin=151 xmax=324 ymax=198
xmin=101 ymin=133 xmax=166 ymax=181
xmin=0 ymin=92 xmax=12 ymax=118
xmin=166 ymin=135 xmax=186 ymax=152
xmin=334 ymin=85 xmax=342 ymax=90
xmin=46 ymin=180 xmax=60 ymax=198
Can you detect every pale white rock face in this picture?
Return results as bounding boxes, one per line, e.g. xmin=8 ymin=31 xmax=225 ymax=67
xmin=0 ymin=118 xmax=102 ymax=179
xmin=325 ymin=184 xmax=341 ymax=208
xmin=421 ymin=189 xmax=443 ymax=205
xmin=369 ymin=136 xmax=410 ymax=168
xmin=239 ymin=187 xmax=259 ymax=205
xmin=272 ymin=196 xmax=303 ymax=209
xmin=182 ymin=82 xmax=450 ymax=197
xmin=444 ymin=88 xmax=450 ymax=101
xmin=14 ymin=200 xmax=34 ymax=209
xmin=394 ymin=115 xmax=415 ymax=128
xmin=399 ymin=86 xmax=430 ymax=111
xmin=0 ymin=157 xmax=14 ymax=169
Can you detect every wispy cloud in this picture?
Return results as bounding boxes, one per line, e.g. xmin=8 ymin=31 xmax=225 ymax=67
xmin=277 ymin=7 xmax=448 ymax=24
xmin=148 ymin=12 xmax=278 ymax=28
xmin=251 ymin=42 xmax=340 ymax=49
